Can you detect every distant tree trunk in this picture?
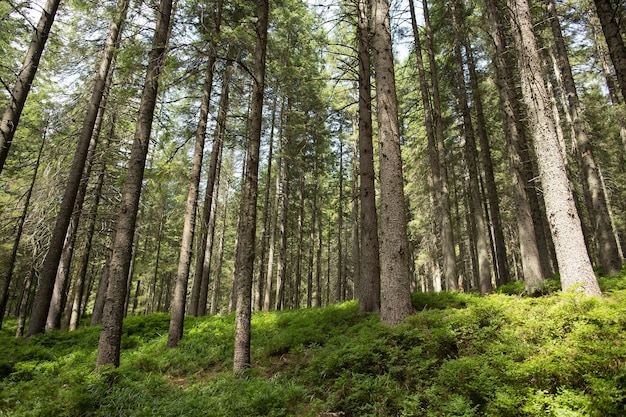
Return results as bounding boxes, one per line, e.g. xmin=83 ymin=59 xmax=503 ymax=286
xmin=187 ymin=7 xmax=225 ymax=314
xmin=317 ymin=210 xmax=324 ymax=306
xmin=27 ymin=0 xmax=129 ymax=337
xmin=233 ymin=0 xmax=269 ymax=373
xmin=294 ymin=179 xmax=305 ymax=308
xmin=589 ymin=12 xmax=626 ymax=155
xmin=350 ymin=114 xmax=361 ymax=300
xmin=90 ymin=249 xmax=112 ymax=326
xmin=546 ymin=0 xmax=622 ymax=275
xmin=96 ymin=0 xmax=174 ymax=367
xmin=0 ymin=127 xmax=46 ymax=329
xmin=449 ymin=0 xmax=493 ymax=295
xmin=484 ymin=0 xmax=544 ymax=292
xmin=275 ymin=156 xmax=288 ymax=309
xmin=408 ymin=0 xmax=458 ymax=292
xmin=254 ymin=96 xmax=277 ymax=311
xmin=210 ymin=175 xmax=231 ymax=315
xmin=356 ymin=0 xmax=380 ymax=312
xmin=70 ymin=157 xmax=107 ymax=331
xmin=0 ymin=0 xmax=60 ymax=174
xmin=592 ymin=0 xmax=626 ymax=101
xmin=371 ymin=0 xmax=414 ymax=325
xmin=508 ymin=0 xmax=601 ymax=295
xmin=263 ymin=164 xmax=278 ymax=312
xmin=465 ymin=41 xmax=510 ymax=286
xmin=336 ymin=141 xmax=344 ymax=302
xmin=168 ymin=1 xmax=223 ymax=343
xmin=146 ymin=212 xmax=165 ymax=314
xmin=16 ymin=246 xmax=40 ymax=337
xmin=422 ymin=0 xmax=458 ymax=291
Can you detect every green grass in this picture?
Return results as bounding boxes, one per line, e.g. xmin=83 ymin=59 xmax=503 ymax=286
xmin=2 ymin=275 xmax=626 ymax=416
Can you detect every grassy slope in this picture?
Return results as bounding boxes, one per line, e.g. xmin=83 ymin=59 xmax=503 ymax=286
xmin=1 ymin=276 xmax=626 ymax=416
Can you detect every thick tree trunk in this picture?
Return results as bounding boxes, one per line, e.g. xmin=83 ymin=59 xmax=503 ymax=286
xmin=356 ymin=0 xmax=380 ymax=312
xmin=233 ymin=0 xmax=269 ymax=373
xmin=449 ymin=0 xmax=493 ymax=295
xmin=371 ymin=0 xmax=414 ymax=325
xmin=0 ymin=0 xmax=60 ymax=174
xmin=508 ymin=0 xmax=601 ymax=295
xmin=96 ymin=0 xmax=173 ymax=367
xmin=484 ymin=0 xmax=544 ymax=292
xmin=422 ymin=0 xmax=458 ymax=291
xmin=547 ymin=0 xmax=622 ymax=275
xmin=27 ymin=0 xmax=129 ymax=337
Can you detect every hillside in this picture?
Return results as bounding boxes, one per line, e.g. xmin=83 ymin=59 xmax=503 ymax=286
xmin=2 ymin=276 xmax=626 ymax=416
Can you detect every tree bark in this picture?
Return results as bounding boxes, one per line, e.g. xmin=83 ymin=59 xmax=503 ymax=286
xmin=371 ymin=0 xmax=414 ymax=325
xmin=484 ymin=0 xmax=544 ymax=292
xmin=508 ymin=0 xmax=601 ymax=295
xmin=422 ymin=0 xmax=458 ymax=291
xmin=546 ymin=0 xmax=622 ymax=275
xmin=233 ymin=0 xmax=269 ymax=373
xmin=97 ymin=0 xmax=174 ymax=367
xmin=187 ymin=1 xmax=223 ymax=315
xmin=0 ymin=0 xmax=60 ymax=174
xmin=592 ymin=0 xmax=626 ymax=101
xmin=356 ymin=0 xmax=380 ymax=312
xmin=0 ymin=125 xmax=46 ymax=329
xmin=27 ymin=0 xmax=129 ymax=337
xmin=465 ymin=41 xmax=510 ymax=286
xmin=449 ymin=0 xmax=493 ymax=295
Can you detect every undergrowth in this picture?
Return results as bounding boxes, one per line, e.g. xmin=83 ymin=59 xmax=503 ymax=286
xmin=1 ymin=274 xmax=626 ymax=416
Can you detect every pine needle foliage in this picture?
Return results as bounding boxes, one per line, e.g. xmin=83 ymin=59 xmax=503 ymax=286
xmin=2 ymin=275 xmax=626 ymax=416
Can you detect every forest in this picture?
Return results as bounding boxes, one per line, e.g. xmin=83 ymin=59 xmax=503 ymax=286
xmin=1 ymin=0 xmax=626 ymax=413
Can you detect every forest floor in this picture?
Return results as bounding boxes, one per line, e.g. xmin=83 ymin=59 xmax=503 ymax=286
xmin=2 ymin=274 xmax=626 ymax=416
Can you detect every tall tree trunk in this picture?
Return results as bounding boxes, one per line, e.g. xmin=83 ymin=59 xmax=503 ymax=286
xmin=592 ymin=0 xmax=626 ymax=101
xmin=449 ymin=0 xmax=493 ymax=295
xmin=168 ymin=0 xmax=224 ymax=344
xmin=356 ymin=0 xmax=381 ymax=312
xmin=16 ymin=246 xmax=40 ymax=337
xmin=484 ymin=0 xmax=544 ymax=292
xmin=371 ymin=0 xmax=414 ymax=325
xmin=0 ymin=0 xmax=60 ymax=174
xmin=263 ymin=158 xmax=279 ymax=312
xmin=70 ymin=153 xmax=107 ymax=331
xmin=465 ymin=41 xmax=510 ymax=286
xmin=294 ymin=179 xmax=305 ymax=308
xmin=589 ymin=11 xmax=626 ymax=156
xmin=422 ymin=0 xmax=458 ymax=291
xmin=27 ymin=0 xmax=129 ymax=337
xmin=507 ymin=0 xmax=601 ymax=295
xmin=546 ymin=0 xmax=622 ymax=275
xmin=233 ymin=0 xmax=269 ymax=373
xmin=187 ymin=4 xmax=224 ymax=315
xmin=96 ymin=0 xmax=174 ymax=367
xmin=90 ymin=249 xmax=111 ymax=326
xmin=408 ymin=0 xmax=458 ymax=291
xmin=210 ymin=171 xmax=231 ymax=315
xmin=254 ymin=96 xmax=278 ymax=311
xmin=0 ymin=125 xmax=46 ymax=329
xmin=275 ymin=155 xmax=288 ymax=309
xmin=336 ymin=141 xmax=344 ymax=302
xmin=350 ymin=113 xmax=361 ymax=301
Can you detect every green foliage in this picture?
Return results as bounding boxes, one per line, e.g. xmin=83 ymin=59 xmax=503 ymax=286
xmin=2 ymin=285 xmax=626 ymax=416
